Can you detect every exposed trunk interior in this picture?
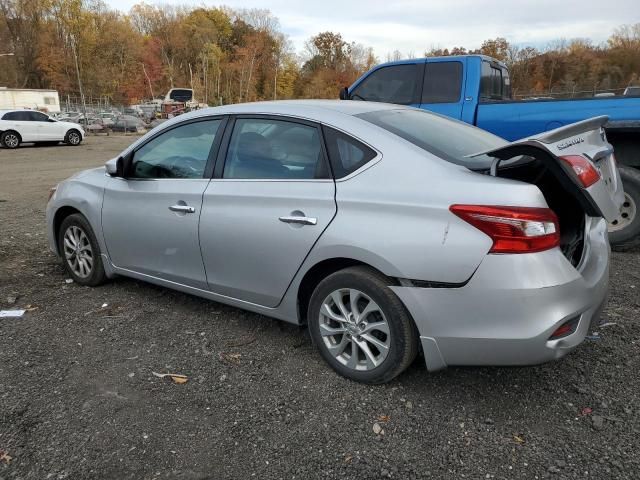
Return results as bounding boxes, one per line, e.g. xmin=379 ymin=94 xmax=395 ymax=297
xmin=493 ymin=157 xmax=586 ymax=266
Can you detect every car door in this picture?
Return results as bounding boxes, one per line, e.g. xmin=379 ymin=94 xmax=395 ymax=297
xmin=199 ymin=116 xmax=337 ymax=307
xmin=102 ymin=117 xmax=225 ymax=289
xmin=419 ymin=60 xmax=465 ymax=119
xmin=28 ymin=111 xmax=57 ymax=140
xmin=4 ymin=111 xmax=38 ymax=142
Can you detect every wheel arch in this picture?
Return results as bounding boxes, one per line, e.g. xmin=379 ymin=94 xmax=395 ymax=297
xmin=296 ymin=257 xmax=400 ymax=325
xmin=52 ymin=206 xmax=83 ymax=255
xmin=605 ymin=129 xmax=640 ymax=168
xmin=2 ymin=129 xmax=22 ymax=142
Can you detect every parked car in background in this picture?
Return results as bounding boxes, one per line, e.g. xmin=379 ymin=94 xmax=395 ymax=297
xmin=46 ymin=101 xmax=622 ymax=383
xmin=341 ymin=55 xmax=640 ymax=249
xmin=0 ymin=109 xmax=84 ymax=148
xmin=623 ymin=86 xmax=640 ymax=96
xmin=84 ymin=118 xmax=111 ymax=135
xmin=112 ymin=115 xmax=146 ymax=133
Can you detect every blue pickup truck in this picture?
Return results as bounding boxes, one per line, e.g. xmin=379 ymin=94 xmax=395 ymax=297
xmin=340 ymin=54 xmax=640 ymax=249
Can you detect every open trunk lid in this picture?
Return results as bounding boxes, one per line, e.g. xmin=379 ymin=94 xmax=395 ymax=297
xmin=470 ymin=116 xmax=624 ymax=223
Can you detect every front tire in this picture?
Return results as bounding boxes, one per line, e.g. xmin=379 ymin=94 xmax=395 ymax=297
xmin=609 ymin=166 xmax=640 ymax=251
xmin=308 ymin=266 xmax=418 ymax=384
xmin=58 ymin=214 xmax=106 ymax=286
xmin=64 ymin=129 xmax=82 ymax=146
xmin=1 ymin=130 xmax=21 ymax=149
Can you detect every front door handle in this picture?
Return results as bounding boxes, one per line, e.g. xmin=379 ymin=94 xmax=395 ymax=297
xmin=169 ymin=204 xmax=196 ymax=214
xmin=279 ymin=215 xmax=317 ymax=226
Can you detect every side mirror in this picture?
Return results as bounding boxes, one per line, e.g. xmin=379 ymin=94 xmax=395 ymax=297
xmin=105 ymin=157 xmax=124 ymax=177
xmin=339 ymin=86 xmax=350 ymax=100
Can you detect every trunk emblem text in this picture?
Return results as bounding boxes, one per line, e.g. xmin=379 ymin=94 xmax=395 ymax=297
xmin=558 ymin=137 xmax=584 ymax=150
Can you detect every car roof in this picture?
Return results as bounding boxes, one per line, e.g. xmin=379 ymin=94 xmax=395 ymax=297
xmin=177 ymin=100 xmax=410 ymax=122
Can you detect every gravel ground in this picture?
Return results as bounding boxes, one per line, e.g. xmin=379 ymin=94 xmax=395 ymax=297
xmin=1 ymin=137 xmax=639 ymax=480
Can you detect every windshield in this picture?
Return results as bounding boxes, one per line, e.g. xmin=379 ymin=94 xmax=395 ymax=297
xmin=356 ymin=108 xmax=507 ymax=167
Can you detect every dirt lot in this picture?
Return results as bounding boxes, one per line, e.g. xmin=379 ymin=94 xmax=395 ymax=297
xmin=1 ymin=136 xmax=639 ymax=480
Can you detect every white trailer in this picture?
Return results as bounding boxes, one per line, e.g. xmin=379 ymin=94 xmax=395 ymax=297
xmin=0 ymin=87 xmax=61 ymax=113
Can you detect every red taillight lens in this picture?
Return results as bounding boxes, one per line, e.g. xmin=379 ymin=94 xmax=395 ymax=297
xmin=450 ymin=205 xmax=560 ymax=254
xmin=549 ymin=316 xmax=580 ymax=339
xmin=560 ymin=155 xmax=600 ymax=188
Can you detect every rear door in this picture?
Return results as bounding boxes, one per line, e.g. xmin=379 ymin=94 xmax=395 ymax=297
xmin=4 ymin=111 xmax=38 ymax=142
xmin=479 ymin=116 xmax=624 ymax=222
xmin=419 ymin=59 xmax=465 ymax=119
xmin=199 ymin=115 xmax=336 ymax=307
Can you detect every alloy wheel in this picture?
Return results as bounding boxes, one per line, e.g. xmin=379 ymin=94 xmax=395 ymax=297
xmin=68 ymin=132 xmax=81 ymax=145
xmin=318 ymin=288 xmax=391 ymax=371
xmin=4 ymin=134 xmax=19 ymax=148
xmin=63 ymin=225 xmax=94 ymax=278
xmin=608 ymin=192 xmax=637 ymax=232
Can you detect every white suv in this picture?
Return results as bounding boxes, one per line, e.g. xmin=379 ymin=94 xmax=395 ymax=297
xmin=0 ymin=109 xmax=84 ymax=149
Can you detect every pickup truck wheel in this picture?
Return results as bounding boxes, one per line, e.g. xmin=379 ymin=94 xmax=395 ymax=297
xmin=609 ymin=166 xmax=640 ymax=251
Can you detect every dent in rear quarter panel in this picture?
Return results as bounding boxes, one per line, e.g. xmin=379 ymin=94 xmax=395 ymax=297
xmin=310 ymin=145 xmax=549 ymax=285
xmin=47 ymin=167 xmax=108 ymax=262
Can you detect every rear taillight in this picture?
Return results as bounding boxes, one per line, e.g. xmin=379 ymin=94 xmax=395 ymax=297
xmin=450 ymin=205 xmax=560 ymax=254
xmin=559 ymin=155 xmax=600 ymax=188
xmin=549 ymin=316 xmax=580 ymax=340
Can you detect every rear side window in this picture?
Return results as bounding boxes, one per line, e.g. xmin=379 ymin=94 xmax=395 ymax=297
xmin=223 ymin=118 xmax=328 ymax=180
xmin=421 ymin=62 xmax=463 ymax=103
xmin=480 ymin=61 xmax=511 ymax=101
xmin=350 ymin=64 xmax=419 ymax=105
xmin=2 ymin=111 xmax=28 ymax=120
xmin=323 ymin=126 xmax=377 ymax=178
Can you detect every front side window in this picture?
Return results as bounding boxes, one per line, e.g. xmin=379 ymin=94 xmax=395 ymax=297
xmin=130 ymin=119 xmax=221 ymax=179
xmin=223 ymin=118 xmax=327 ymax=180
xmin=422 ymin=62 xmax=463 ymax=103
xmin=29 ymin=111 xmax=49 ymax=122
xmin=323 ymin=127 xmax=377 ymax=178
xmin=350 ymin=64 xmax=419 ymax=105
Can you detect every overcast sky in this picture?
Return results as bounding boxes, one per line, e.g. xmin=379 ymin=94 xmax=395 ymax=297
xmin=106 ymin=0 xmax=639 ymax=57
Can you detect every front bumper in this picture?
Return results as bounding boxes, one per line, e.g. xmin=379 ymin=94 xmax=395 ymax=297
xmin=391 ymin=217 xmax=610 ymax=371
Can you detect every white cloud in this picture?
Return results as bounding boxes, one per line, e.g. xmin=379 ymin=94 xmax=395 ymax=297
xmin=106 ymin=0 xmax=639 ymax=57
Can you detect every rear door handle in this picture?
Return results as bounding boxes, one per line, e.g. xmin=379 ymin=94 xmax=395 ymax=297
xmin=169 ymin=204 xmax=196 ymax=213
xmin=279 ymin=215 xmax=317 ymax=226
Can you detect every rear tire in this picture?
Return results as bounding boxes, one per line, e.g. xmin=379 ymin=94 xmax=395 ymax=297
xmin=308 ymin=266 xmax=418 ymax=384
xmin=1 ymin=130 xmax=21 ymax=149
xmin=609 ymin=167 xmax=640 ymax=251
xmin=64 ymin=129 xmax=82 ymax=146
xmin=58 ymin=214 xmax=107 ymax=286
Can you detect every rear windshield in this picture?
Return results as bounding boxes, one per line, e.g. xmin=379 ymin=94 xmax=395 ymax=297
xmin=356 ymin=108 xmax=506 ymax=167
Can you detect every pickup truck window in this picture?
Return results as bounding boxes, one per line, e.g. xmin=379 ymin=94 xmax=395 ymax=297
xmin=357 ymin=108 xmax=506 ymax=167
xmin=480 ymin=61 xmax=511 ymax=101
xmin=422 ymin=62 xmax=463 ymax=103
xmin=350 ymin=64 xmax=419 ymax=105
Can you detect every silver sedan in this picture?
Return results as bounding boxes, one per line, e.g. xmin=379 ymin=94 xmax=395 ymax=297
xmin=46 ymin=101 xmax=623 ymax=383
